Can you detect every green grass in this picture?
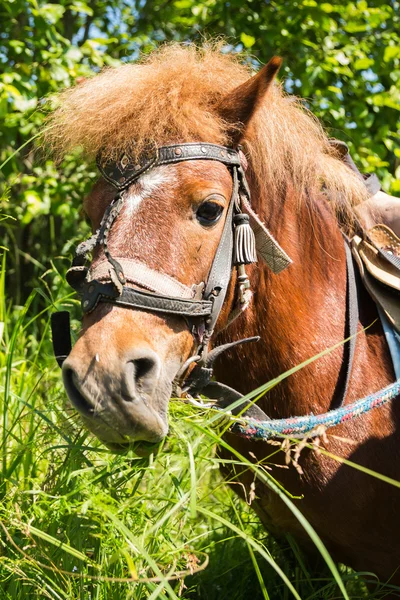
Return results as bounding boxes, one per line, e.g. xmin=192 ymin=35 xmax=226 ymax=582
xmin=1 ymin=251 xmax=399 ymax=600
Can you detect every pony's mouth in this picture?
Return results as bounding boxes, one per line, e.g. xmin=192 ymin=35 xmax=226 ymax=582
xmin=104 ymin=439 xmax=162 ymax=456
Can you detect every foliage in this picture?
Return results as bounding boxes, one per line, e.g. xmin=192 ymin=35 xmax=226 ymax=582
xmin=136 ymin=0 xmax=400 ymax=188
xmin=0 ymin=0 xmax=400 ymax=597
xmin=1 ymin=263 xmax=397 ymax=599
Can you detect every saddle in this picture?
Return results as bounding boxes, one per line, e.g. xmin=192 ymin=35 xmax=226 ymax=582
xmin=331 ymin=140 xmax=400 ymax=336
xmin=352 ymin=224 xmax=400 ymax=335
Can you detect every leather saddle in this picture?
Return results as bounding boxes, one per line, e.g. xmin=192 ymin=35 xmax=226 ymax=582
xmin=352 ymin=224 xmax=400 ymax=335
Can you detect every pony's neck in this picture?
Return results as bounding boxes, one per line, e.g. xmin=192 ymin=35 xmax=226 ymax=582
xmin=216 ymin=184 xmax=393 ymax=418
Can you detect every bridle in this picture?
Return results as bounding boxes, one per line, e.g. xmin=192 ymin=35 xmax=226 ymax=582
xmin=52 ymin=142 xmax=291 ymax=412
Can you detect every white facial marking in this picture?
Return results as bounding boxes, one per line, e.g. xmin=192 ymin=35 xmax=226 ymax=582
xmin=125 ymin=167 xmax=176 ymax=216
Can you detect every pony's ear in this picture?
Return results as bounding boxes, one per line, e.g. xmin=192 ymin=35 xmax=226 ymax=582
xmin=219 ymin=56 xmax=282 ymax=145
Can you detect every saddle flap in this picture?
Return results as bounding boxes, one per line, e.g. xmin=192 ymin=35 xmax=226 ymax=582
xmin=368 ymin=224 xmax=400 ymax=273
xmin=358 ymin=237 xmax=400 ymax=291
xmin=352 ymin=232 xmax=400 ymax=335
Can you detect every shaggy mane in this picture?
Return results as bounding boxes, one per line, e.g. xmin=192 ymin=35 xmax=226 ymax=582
xmin=43 ymin=42 xmax=368 ymax=226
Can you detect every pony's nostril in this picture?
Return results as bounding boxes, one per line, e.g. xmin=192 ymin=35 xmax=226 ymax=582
xmin=134 ymin=358 xmax=156 ymax=383
xmin=62 ymin=366 xmax=93 ymax=416
xmin=126 ymin=350 xmax=160 ymax=396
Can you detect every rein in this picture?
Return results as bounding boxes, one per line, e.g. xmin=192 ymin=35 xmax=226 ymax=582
xmin=51 ymin=141 xmax=400 ymax=443
xmin=231 ymin=379 xmax=400 ymax=441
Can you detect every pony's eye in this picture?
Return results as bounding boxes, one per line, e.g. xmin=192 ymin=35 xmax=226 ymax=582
xmin=196 ymin=201 xmax=224 ymax=226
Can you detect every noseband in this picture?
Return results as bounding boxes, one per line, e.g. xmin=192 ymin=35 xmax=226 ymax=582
xmin=52 ymin=142 xmax=291 ymax=407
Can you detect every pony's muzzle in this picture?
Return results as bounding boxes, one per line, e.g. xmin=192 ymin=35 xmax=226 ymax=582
xmin=62 ymin=347 xmax=169 ymax=447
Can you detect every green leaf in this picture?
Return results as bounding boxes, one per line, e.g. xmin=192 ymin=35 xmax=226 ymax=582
xmin=335 ymin=51 xmax=350 ymax=66
xmin=0 ymin=95 xmax=8 ymax=118
xmin=21 ymin=190 xmax=49 ymax=225
xmin=240 ymin=33 xmax=256 ymax=48
xmin=65 ymin=47 xmax=83 ymax=62
xmin=38 ymin=3 xmax=66 ymax=24
xmin=27 ymin=524 xmax=94 ymax=563
xmin=13 ymin=96 xmax=37 ymax=112
xmin=174 ymin=0 xmax=193 ymax=7
xmin=320 ymin=3 xmax=334 ymax=13
xmin=3 ymin=84 xmax=21 ymax=98
xmin=9 ymin=41 xmax=25 ymax=54
xmin=49 ymin=63 xmax=70 ymax=82
xmin=384 ymin=46 xmax=400 ymax=62
xmin=69 ymin=1 xmax=94 ymax=16
xmin=353 ymin=57 xmax=374 ymax=70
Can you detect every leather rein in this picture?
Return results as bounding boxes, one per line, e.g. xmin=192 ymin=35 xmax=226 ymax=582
xmin=51 ymin=141 xmax=360 ymax=425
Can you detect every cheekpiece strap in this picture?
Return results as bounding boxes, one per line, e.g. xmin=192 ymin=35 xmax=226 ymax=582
xmin=200 ymin=166 xmax=238 ymax=344
xmin=97 ymin=143 xmax=241 ymax=190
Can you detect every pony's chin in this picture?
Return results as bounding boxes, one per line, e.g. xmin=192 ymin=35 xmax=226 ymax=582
xmin=103 ymin=439 xmax=163 ymax=457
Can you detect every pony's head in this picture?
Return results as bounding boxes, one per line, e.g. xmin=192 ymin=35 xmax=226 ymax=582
xmin=63 ymin=156 xmax=239 ymax=450
xmin=46 ymin=44 xmax=367 ymax=451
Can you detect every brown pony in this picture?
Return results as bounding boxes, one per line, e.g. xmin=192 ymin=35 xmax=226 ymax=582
xmin=46 ymin=44 xmax=400 ymax=585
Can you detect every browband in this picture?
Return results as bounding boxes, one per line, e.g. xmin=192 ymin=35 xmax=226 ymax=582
xmin=97 ymin=142 xmax=242 ymax=191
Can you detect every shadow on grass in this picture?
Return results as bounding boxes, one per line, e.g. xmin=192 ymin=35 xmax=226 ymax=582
xmin=183 ymin=529 xmax=371 ymax=600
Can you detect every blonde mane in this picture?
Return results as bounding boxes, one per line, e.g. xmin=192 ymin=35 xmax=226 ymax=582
xmin=44 ymin=42 xmax=368 ymax=226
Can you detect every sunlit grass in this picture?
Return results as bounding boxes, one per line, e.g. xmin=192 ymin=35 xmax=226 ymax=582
xmin=1 ymin=252 xmax=399 ymax=599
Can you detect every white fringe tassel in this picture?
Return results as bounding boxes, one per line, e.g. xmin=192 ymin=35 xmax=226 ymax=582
xmin=233 ymin=214 xmax=257 ymax=265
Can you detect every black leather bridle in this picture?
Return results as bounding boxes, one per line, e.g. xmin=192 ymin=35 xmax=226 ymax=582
xmin=51 ymin=142 xmax=279 ymax=413
xmin=82 ymin=143 xmax=247 ymax=339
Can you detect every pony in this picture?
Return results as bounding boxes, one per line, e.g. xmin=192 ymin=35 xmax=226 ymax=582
xmin=45 ymin=43 xmax=400 ymax=586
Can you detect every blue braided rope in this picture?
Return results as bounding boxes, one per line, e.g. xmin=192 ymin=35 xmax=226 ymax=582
xmin=232 ymin=379 xmax=400 ymax=440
